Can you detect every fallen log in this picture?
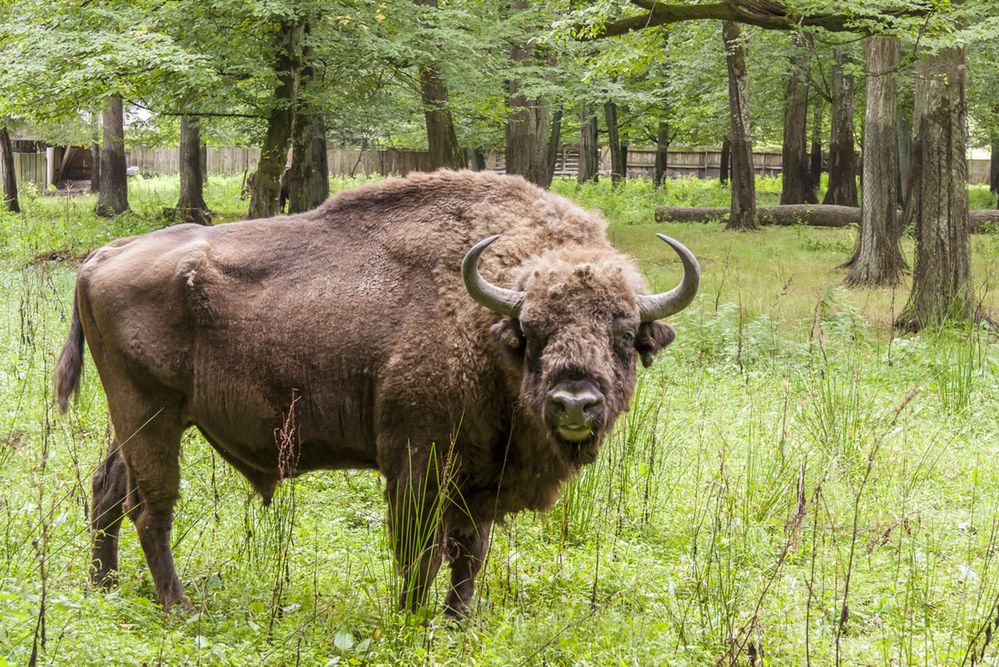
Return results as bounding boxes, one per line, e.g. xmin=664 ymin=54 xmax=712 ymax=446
xmin=654 ymin=204 xmax=999 ymax=232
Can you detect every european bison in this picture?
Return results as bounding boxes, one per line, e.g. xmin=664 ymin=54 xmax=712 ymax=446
xmin=54 ymin=170 xmax=699 ymax=617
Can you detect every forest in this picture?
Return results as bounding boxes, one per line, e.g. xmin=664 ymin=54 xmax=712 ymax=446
xmin=1 ymin=0 xmax=998 ymax=665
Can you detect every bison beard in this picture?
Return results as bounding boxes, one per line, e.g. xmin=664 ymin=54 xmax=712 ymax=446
xmin=53 ymin=170 xmax=699 ymax=617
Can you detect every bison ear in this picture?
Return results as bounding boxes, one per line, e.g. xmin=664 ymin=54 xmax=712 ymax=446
xmin=491 ymin=318 xmax=525 ymax=357
xmin=635 ymin=321 xmax=675 ymax=368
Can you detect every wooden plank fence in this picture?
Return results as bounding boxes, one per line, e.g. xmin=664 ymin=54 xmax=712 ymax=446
xmin=12 ymin=146 xmax=996 ymax=185
xmin=12 ymin=152 xmax=46 ymax=187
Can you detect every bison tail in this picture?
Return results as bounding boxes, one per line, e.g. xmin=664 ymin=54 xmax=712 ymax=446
xmin=54 ymin=289 xmax=85 ymax=413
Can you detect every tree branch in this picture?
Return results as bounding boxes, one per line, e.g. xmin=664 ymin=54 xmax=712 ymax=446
xmin=578 ymin=0 xmax=930 ymax=39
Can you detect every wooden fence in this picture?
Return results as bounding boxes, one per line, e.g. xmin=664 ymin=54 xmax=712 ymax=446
xmin=12 ymin=145 xmax=996 ymax=185
xmin=12 ymin=152 xmax=46 ymax=187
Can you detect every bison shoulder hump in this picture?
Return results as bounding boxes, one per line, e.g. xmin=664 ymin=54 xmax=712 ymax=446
xmin=176 ymin=241 xmax=225 ymax=319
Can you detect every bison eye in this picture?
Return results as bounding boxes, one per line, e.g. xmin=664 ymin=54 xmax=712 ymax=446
xmin=617 ymin=330 xmax=635 ymax=345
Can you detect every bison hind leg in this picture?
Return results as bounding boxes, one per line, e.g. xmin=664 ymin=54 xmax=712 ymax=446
xmin=90 ymin=442 xmax=131 ymax=588
xmin=113 ymin=405 xmax=192 ymax=613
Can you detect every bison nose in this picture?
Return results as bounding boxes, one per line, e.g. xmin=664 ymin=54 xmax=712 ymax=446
xmin=547 ymin=387 xmax=605 ymax=427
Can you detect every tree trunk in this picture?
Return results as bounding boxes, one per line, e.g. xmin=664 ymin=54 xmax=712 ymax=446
xmin=95 ymin=95 xmax=128 ymax=217
xmin=176 ymin=114 xmax=209 ymax=224
xmin=419 ymin=65 xmax=464 ymax=170
xmin=288 ymin=111 xmax=328 ymax=213
xmin=658 ymin=203 xmax=860 ymax=227
xmin=0 ymin=126 xmax=19 ymax=213
xmin=620 ymin=135 xmax=629 ymax=181
xmin=656 ymin=204 xmax=997 ymax=231
xmin=578 ymin=103 xmax=599 ymax=184
xmin=719 ymin=137 xmax=731 ymax=184
xmin=897 ymin=102 xmax=913 ymax=207
xmin=655 ymin=121 xmax=672 ymax=187
xmin=90 ymin=141 xmax=100 ymax=193
xmin=249 ymin=19 xmax=301 ymax=219
xmin=466 ymin=148 xmax=486 ymax=171
xmin=505 ymin=1 xmax=550 ymax=188
xmin=543 ymin=104 xmax=563 ymax=186
xmin=896 ymin=46 xmax=974 ymax=330
xmin=288 ymin=28 xmax=329 ymax=215
xmin=200 ymin=142 xmax=208 ymax=185
xmin=989 ymin=139 xmax=999 ymax=196
xmin=722 ymin=21 xmax=757 ymax=230
xmin=415 ymin=0 xmax=463 ymax=170
xmin=845 ymin=37 xmax=904 ymax=286
xmin=810 ymin=101 xmax=823 ymax=186
xmin=604 ymin=101 xmax=624 ymax=185
xmin=823 ymin=47 xmax=858 ymax=206
xmin=781 ymin=36 xmax=817 ymax=204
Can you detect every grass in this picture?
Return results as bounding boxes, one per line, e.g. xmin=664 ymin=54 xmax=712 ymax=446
xmin=0 ymin=174 xmax=997 ymax=665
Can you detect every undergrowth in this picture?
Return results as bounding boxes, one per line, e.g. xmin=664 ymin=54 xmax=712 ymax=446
xmin=0 ymin=176 xmax=996 ymax=665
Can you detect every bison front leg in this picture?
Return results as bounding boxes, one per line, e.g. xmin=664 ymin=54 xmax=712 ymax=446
xmin=385 ymin=473 xmax=445 ymax=613
xmin=443 ymin=522 xmax=491 ymax=619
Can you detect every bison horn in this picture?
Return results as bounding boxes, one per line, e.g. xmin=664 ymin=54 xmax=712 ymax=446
xmin=637 ymin=234 xmax=701 ymax=322
xmin=462 ymin=235 xmax=525 ymax=318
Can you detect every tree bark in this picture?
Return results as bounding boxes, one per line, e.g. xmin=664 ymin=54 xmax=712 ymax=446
xmin=586 ymin=0 xmax=930 ymax=39
xmin=809 ymin=101 xmax=823 ymax=186
xmin=288 ymin=26 xmax=329 ymax=214
xmin=578 ymin=103 xmax=599 ymax=184
xmin=544 ymin=104 xmax=563 ymax=186
xmin=845 ymin=37 xmax=904 ymax=286
xmin=781 ymin=36 xmax=817 ymax=204
xmin=989 ymin=139 xmax=999 ymax=196
xmin=419 ymin=66 xmax=464 ymax=170
xmin=896 ymin=46 xmax=974 ymax=330
xmin=95 ymin=96 xmax=128 ymax=217
xmin=656 ymin=204 xmax=997 ymax=230
xmin=722 ymin=21 xmax=757 ymax=230
xmin=415 ymin=0 xmax=463 ymax=170
xmin=200 ymin=142 xmax=208 ymax=185
xmin=249 ymin=19 xmax=301 ymax=219
xmin=90 ymin=141 xmax=100 ymax=193
xmin=505 ymin=1 xmax=550 ymax=187
xmin=823 ymin=47 xmax=858 ymax=206
xmin=175 ymin=114 xmax=209 ymax=224
xmin=658 ymin=203 xmax=858 ymax=227
xmin=288 ymin=114 xmax=328 ymax=213
xmin=466 ymin=148 xmax=486 ymax=171
xmin=655 ymin=121 xmax=672 ymax=187
xmin=896 ymin=101 xmax=913 ymax=207
xmin=604 ymin=101 xmax=624 ymax=185
xmin=0 ymin=126 xmax=19 ymax=213
xmin=719 ymin=137 xmax=731 ymax=184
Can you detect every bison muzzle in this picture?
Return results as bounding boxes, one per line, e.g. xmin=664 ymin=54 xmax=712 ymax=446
xmin=53 ymin=170 xmax=699 ymax=617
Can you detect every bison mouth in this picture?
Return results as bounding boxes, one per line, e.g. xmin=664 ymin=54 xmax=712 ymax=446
xmin=542 ymin=379 xmax=606 ymax=466
xmin=552 ymin=427 xmax=602 ymax=466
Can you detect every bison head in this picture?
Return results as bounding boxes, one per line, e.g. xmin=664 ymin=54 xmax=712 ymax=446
xmin=463 ymin=234 xmax=699 ymax=466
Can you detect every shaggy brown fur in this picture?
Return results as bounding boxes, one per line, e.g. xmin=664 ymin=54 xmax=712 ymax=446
xmin=54 ymin=170 xmax=694 ymax=617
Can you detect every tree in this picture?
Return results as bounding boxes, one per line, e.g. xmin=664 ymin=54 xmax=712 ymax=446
xmin=604 ymin=100 xmax=624 ymax=184
xmin=845 ymin=37 xmax=903 ymax=286
xmin=823 ymin=46 xmax=858 ymax=206
xmin=578 ymin=103 xmax=599 ymax=183
xmin=95 ymin=96 xmax=128 ymax=218
xmin=175 ymin=113 xmax=209 ymax=224
xmin=722 ymin=21 xmax=756 ymax=230
xmin=506 ymin=0 xmax=552 ymax=187
xmin=896 ymin=46 xmax=975 ymax=330
xmin=781 ymin=35 xmax=817 ymax=204
xmin=288 ymin=20 xmax=329 ymax=213
xmin=0 ymin=125 xmax=19 ymax=213
xmin=249 ymin=18 xmax=302 ymax=219
xmin=415 ymin=0 xmax=465 ymax=170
